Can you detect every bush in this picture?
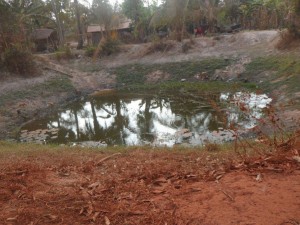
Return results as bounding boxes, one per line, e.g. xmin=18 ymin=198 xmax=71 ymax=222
xmin=85 ymin=38 xmax=121 ymax=58
xmin=2 ymin=46 xmax=35 ymax=75
xmin=276 ymin=28 xmax=300 ymax=50
xmin=100 ymin=38 xmax=121 ymax=56
xmin=85 ymin=45 xmax=97 ymax=57
xmin=146 ymin=37 xmax=174 ymax=55
xmin=182 ymin=38 xmax=195 ymax=53
xmin=55 ymin=46 xmax=74 ymax=61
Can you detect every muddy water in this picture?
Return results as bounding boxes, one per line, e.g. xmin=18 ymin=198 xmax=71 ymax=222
xmin=19 ymin=91 xmax=272 ymax=147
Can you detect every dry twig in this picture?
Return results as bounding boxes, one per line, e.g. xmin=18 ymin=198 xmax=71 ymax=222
xmin=96 ymin=153 xmax=122 ymax=166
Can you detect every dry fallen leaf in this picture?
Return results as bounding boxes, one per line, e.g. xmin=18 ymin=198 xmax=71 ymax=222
xmin=152 ymin=189 xmax=166 ymax=194
xmin=87 ymin=203 xmax=94 ymax=216
xmin=104 ymin=216 xmax=111 ymax=225
xmin=6 ymin=216 xmax=18 ymax=221
xmin=79 ymin=207 xmax=84 ymax=215
xmin=292 ymin=156 xmax=300 ymax=163
xmin=44 ymin=214 xmax=58 ymax=221
xmin=88 ymin=181 xmax=100 ymax=189
xmin=256 ymin=173 xmax=263 ymax=182
xmin=92 ymin=212 xmax=100 ymax=222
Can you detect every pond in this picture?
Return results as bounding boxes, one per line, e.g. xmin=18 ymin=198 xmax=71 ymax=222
xmin=19 ymin=91 xmax=272 ymax=147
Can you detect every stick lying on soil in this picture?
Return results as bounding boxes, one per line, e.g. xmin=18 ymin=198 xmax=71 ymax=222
xmin=44 ymin=66 xmax=73 ymax=78
xmin=96 ymin=153 xmax=122 ymax=166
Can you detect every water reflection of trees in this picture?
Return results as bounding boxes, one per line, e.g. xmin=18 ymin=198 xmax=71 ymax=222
xmin=44 ymin=93 xmax=229 ymax=145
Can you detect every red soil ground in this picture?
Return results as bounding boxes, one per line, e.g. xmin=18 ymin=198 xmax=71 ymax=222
xmin=0 ymin=140 xmax=300 ymax=225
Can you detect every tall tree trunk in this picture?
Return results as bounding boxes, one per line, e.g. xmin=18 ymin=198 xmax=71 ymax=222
xmin=74 ymin=0 xmax=83 ymax=49
xmin=181 ymin=0 xmax=190 ymax=42
xmin=73 ymin=110 xmax=80 ymax=140
xmin=51 ymin=0 xmax=64 ymax=47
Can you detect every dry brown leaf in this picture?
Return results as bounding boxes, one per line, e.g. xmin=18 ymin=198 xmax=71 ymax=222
xmin=44 ymin=214 xmax=58 ymax=221
xmin=292 ymin=156 xmax=300 ymax=163
xmin=92 ymin=212 xmax=100 ymax=222
xmin=153 ymin=177 xmax=167 ymax=185
xmin=88 ymin=181 xmax=100 ymax=189
xmin=190 ymin=188 xmax=202 ymax=192
xmin=7 ymin=216 xmax=18 ymax=221
xmin=152 ymin=189 xmax=165 ymax=194
xmin=79 ymin=207 xmax=84 ymax=215
xmin=87 ymin=203 xmax=94 ymax=216
xmin=104 ymin=216 xmax=111 ymax=225
xmin=256 ymin=173 xmax=263 ymax=182
xmin=216 ymin=174 xmax=224 ymax=181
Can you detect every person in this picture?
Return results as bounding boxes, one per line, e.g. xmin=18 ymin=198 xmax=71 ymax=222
xmin=194 ymin=26 xmax=205 ymax=37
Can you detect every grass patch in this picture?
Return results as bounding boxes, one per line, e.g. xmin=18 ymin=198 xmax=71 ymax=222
xmin=120 ymin=81 xmax=257 ymax=93
xmin=113 ymin=58 xmax=232 ymax=86
xmin=0 ymin=76 xmax=74 ymax=107
xmin=243 ymin=56 xmax=300 ymax=94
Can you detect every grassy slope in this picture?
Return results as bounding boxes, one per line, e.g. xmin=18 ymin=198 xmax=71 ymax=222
xmin=243 ymin=56 xmax=300 ymax=94
xmin=0 ymin=76 xmax=74 ymax=107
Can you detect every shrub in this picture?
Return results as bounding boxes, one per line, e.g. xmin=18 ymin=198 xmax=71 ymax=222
xmin=2 ymin=46 xmax=35 ymax=75
xmin=100 ymin=38 xmax=121 ymax=56
xmin=85 ymin=45 xmax=97 ymax=57
xmin=86 ymin=38 xmax=121 ymax=58
xmin=276 ymin=29 xmax=300 ymax=50
xmin=182 ymin=38 xmax=195 ymax=53
xmin=146 ymin=37 xmax=174 ymax=55
xmin=55 ymin=46 xmax=74 ymax=61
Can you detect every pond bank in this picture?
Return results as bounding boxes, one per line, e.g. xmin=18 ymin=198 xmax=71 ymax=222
xmin=0 ymin=30 xmax=299 ymax=140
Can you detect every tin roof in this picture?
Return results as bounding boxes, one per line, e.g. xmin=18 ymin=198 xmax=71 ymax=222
xmin=87 ymin=19 xmax=132 ymax=33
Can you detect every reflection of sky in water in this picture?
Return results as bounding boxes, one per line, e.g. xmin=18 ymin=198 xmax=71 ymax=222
xmin=220 ymin=92 xmax=272 ymax=129
xmin=29 ymin=92 xmax=272 ymax=146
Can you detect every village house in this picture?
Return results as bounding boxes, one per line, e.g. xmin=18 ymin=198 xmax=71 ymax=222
xmin=87 ymin=19 xmax=132 ymax=45
xmin=32 ymin=28 xmax=58 ymax=52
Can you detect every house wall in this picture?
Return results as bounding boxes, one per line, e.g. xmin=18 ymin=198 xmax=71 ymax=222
xmin=90 ymin=28 xmax=133 ymax=45
xmin=92 ymin=32 xmax=102 ymax=46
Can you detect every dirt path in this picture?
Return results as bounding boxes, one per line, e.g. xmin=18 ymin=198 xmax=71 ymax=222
xmin=1 ymin=142 xmax=300 ymax=225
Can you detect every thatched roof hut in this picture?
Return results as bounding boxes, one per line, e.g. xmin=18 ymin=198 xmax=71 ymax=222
xmin=32 ymin=29 xmax=58 ymax=52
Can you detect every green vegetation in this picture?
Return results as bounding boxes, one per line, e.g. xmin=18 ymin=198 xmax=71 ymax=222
xmin=243 ymin=56 xmax=300 ymax=94
xmin=54 ymin=46 xmax=74 ymax=61
xmin=113 ymin=58 xmax=232 ymax=86
xmin=2 ymin=45 xmax=35 ymax=75
xmin=0 ymin=76 xmax=74 ymax=107
xmin=120 ymin=81 xmax=257 ymax=94
xmin=0 ymin=141 xmax=243 ymax=156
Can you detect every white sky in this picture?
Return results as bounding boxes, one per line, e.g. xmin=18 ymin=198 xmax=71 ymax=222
xmin=84 ymin=0 xmax=162 ymax=8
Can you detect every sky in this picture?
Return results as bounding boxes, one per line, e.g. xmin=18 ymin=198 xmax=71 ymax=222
xmin=108 ymin=0 xmax=162 ymax=6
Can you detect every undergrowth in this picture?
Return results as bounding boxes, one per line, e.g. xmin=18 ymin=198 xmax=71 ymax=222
xmin=0 ymin=76 xmax=74 ymax=107
xmin=113 ymin=58 xmax=232 ymax=86
xmin=119 ymin=81 xmax=256 ymax=93
xmin=242 ymin=56 xmax=300 ymax=95
xmin=2 ymin=46 xmax=36 ymax=75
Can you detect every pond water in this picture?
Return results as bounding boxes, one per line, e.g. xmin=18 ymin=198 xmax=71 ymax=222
xmin=19 ymin=91 xmax=272 ymax=147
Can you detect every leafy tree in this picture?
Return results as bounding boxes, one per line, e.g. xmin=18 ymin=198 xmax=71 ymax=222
xmin=90 ymin=0 xmax=113 ymax=29
xmin=122 ymin=0 xmax=144 ymax=23
xmin=74 ymin=0 xmax=83 ymax=49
